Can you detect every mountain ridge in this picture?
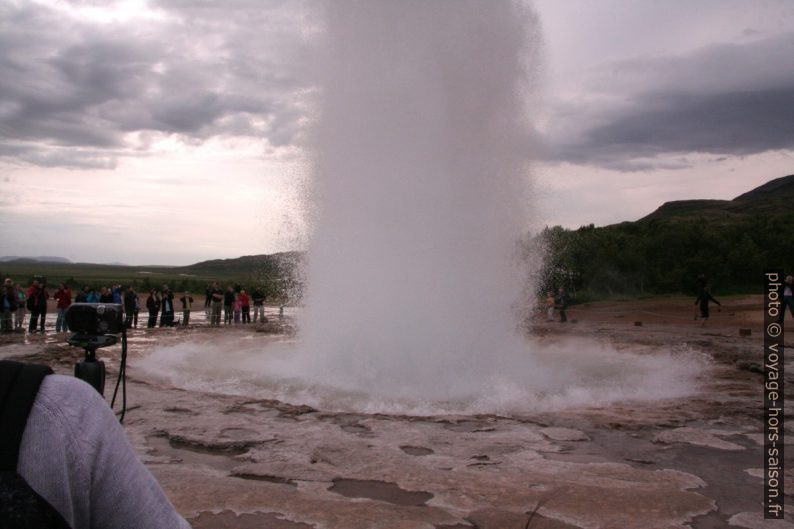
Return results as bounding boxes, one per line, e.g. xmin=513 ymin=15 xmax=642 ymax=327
xmin=639 ymin=174 xmax=794 ymax=222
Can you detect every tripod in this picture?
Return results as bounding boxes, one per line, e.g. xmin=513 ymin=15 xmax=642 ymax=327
xmin=68 ymin=327 xmax=128 ymax=423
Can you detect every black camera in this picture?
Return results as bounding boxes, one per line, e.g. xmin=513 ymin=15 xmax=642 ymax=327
xmin=66 ymin=303 xmax=124 ymax=335
xmin=65 ymin=303 xmax=128 ymax=421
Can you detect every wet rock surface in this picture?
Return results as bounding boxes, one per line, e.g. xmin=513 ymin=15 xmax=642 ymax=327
xmin=1 ymin=297 xmax=789 ymax=528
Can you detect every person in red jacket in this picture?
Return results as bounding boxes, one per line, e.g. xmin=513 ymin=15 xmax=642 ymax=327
xmin=26 ymin=280 xmax=49 ymax=333
xmin=53 ymin=283 xmax=72 ymax=332
xmin=238 ymin=289 xmax=251 ymax=324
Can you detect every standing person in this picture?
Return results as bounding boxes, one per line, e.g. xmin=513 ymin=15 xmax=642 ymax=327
xmin=556 ymin=287 xmax=569 ymax=323
xmin=53 ymin=283 xmax=72 ymax=332
xmin=14 ymin=284 xmax=26 ymax=330
xmin=545 ymin=291 xmax=555 ymax=322
xmin=210 ymin=282 xmax=223 ymax=326
xmin=252 ymin=287 xmax=265 ymax=323
xmin=2 ymin=278 xmax=16 ymax=332
xmin=99 ymin=287 xmax=113 ymax=303
xmin=146 ymin=289 xmax=160 ymax=328
xmin=694 ymin=287 xmax=721 ymax=321
xmin=233 ymin=294 xmax=242 ymax=324
xmin=74 ymin=286 xmax=89 ymax=303
xmin=204 ymin=283 xmax=212 ymax=321
xmin=159 ymin=285 xmax=174 ymax=327
xmin=223 ymin=286 xmax=235 ymax=325
xmin=179 ymin=291 xmax=194 ymax=326
xmin=27 ymin=280 xmax=49 ymax=333
xmin=86 ymin=287 xmax=100 ymax=303
xmin=239 ymin=289 xmax=251 ymax=324
xmin=133 ymin=289 xmax=140 ymax=328
xmin=112 ymin=284 xmax=122 ymax=304
xmin=123 ymin=286 xmax=138 ymax=329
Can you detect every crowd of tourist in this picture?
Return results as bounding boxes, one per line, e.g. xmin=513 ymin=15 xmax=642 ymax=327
xmin=1 ymin=278 xmax=278 ymax=334
xmin=203 ymin=281 xmax=268 ymax=327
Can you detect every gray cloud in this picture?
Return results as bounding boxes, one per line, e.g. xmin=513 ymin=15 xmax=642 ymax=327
xmin=5 ymin=2 xmax=792 ymax=173
xmin=545 ymin=32 xmax=794 ymax=170
xmin=0 ymin=143 xmax=116 ymax=169
xmin=0 ymin=0 xmax=315 ymax=168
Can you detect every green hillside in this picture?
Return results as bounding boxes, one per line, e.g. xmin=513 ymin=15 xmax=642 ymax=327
xmin=641 ymin=174 xmax=794 ymax=221
xmin=539 ymin=175 xmax=794 ymax=297
xmin=0 ymin=251 xmax=303 ymax=300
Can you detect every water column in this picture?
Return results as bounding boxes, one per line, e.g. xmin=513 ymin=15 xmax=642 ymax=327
xmin=299 ymin=1 xmax=540 ymax=404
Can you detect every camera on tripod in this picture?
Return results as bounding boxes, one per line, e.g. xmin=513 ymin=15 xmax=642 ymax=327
xmin=65 ymin=303 xmax=128 ymax=421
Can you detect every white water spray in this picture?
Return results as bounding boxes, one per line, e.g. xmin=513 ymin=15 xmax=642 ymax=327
xmin=142 ymin=1 xmax=706 ymax=414
xmin=294 ymin=0 xmax=538 ymax=402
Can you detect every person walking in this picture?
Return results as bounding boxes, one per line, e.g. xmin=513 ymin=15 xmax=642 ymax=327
xmin=252 ymin=287 xmax=265 ymax=323
xmin=27 ymin=280 xmax=49 ymax=333
xmin=694 ymin=287 xmax=721 ymax=321
xmin=53 ymin=283 xmax=72 ymax=332
xmin=146 ymin=290 xmax=160 ymax=328
xmin=179 ymin=292 xmax=194 ymax=326
xmin=14 ymin=284 xmax=26 ymax=330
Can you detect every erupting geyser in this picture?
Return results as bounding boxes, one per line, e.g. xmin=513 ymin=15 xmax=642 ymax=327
xmin=297 ymin=0 xmax=538 ymax=403
xmin=143 ymin=1 xmax=705 ymax=415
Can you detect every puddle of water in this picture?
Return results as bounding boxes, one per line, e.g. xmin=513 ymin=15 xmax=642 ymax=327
xmin=221 ymin=427 xmax=259 ymax=439
xmin=443 ymin=421 xmax=486 ymax=433
xmin=328 ymin=478 xmax=433 ymax=506
xmin=400 ymin=446 xmax=434 ymax=456
xmin=690 ymin=511 xmax=736 ymax=529
xmin=340 ymin=424 xmax=371 ymax=435
xmin=231 ymin=473 xmax=297 ymax=487
xmin=146 ymin=435 xmax=242 ymax=472
xmin=189 ymin=510 xmax=314 ymax=529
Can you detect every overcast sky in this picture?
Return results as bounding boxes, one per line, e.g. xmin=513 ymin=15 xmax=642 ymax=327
xmin=1 ymin=0 xmax=792 ymax=265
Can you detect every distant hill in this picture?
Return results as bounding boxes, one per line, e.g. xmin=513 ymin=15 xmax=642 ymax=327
xmin=181 ymin=251 xmax=303 ymax=275
xmin=0 ymin=255 xmax=71 ymax=263
xmin=640 ymin=174 xmax=794 ymax=222
xmin=0 ymin=251 xmax=303 ymax=300
xmin=540 ymin=174 xmax=794 ymax=296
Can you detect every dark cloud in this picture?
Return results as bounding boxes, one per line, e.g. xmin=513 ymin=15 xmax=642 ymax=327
xmin=555 ymin=87 xmax=794 ymax=170
xmin=546 ymin=33 xmax=794 ymax=170
xmin=0 ymin=0 xmax=314 ymax=169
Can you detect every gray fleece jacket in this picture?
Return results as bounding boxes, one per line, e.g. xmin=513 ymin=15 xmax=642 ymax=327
xmin=17 ymin=374 xmax=191 ymax=529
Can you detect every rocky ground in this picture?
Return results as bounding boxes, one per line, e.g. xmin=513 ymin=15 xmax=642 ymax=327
xmin=1 ymin=296 xmax=791 ymax=529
